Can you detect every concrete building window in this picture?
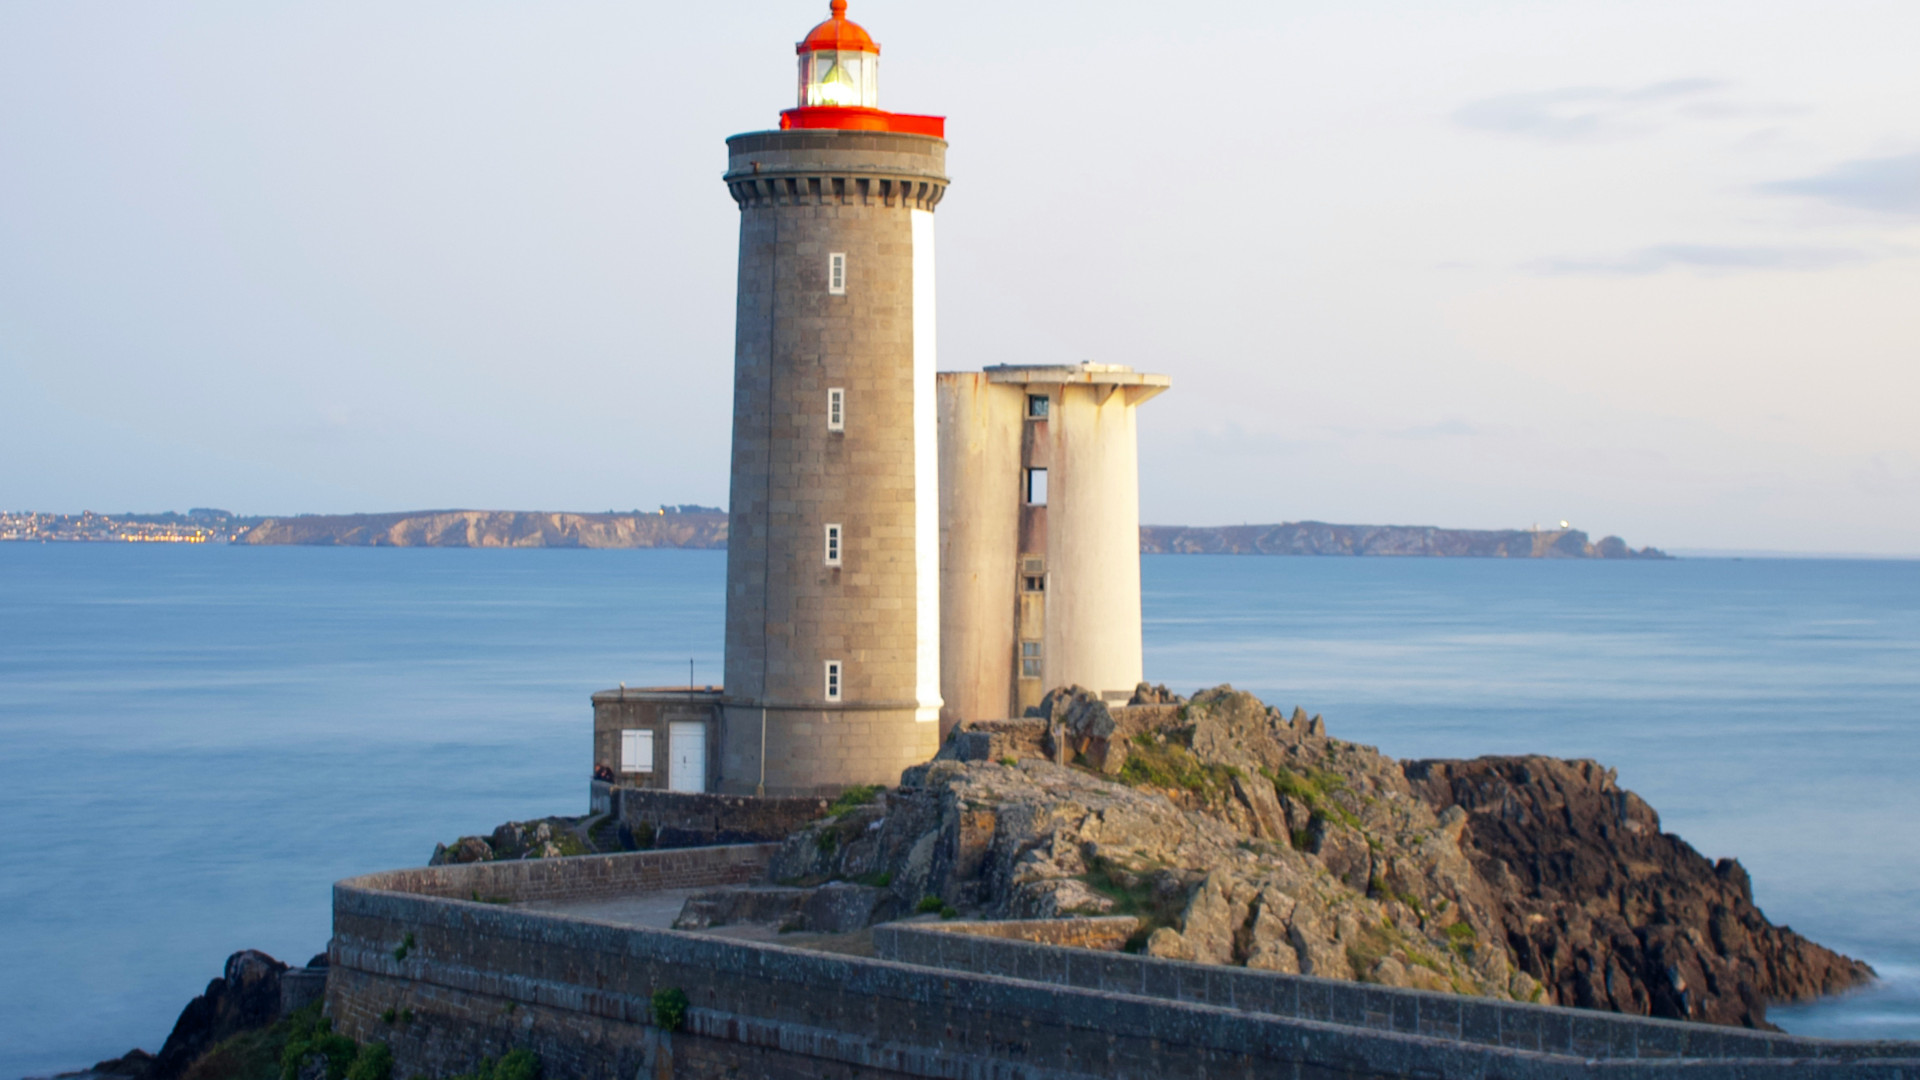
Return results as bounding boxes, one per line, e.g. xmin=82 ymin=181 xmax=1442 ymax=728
xmin=1026 ymin=468 xmax=1048 ymax=506
xmin=1020 ymin=641 xmax=1042 ymax=679
xmin=825 ymin=523 xmax=842 ymax=566
xmin=1023 ymin=573 xmax=1045 ymax=592
xmin=825 ymin=660 xmax=843 ymax=701
xmin=619 ymin=729 xmax=653 ymax=773
xmin=828 ymin=252 xmax=846 ymax=294
xmin=1026 ymin=394 xmax=1049 ymax=419
xmin=827 ymin=387 xmax=845 ymax=431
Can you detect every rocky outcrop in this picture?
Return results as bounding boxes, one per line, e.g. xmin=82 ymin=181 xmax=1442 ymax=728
xmin=1405 ymin=756 xmax=1874 ymax=1028
xmin=69 ymin=951 xmax=296 ymax=1080
xmin=238 ymin=509 xmax=726 ymax=548
xmin=430 ymin=817 xmax=594 ymax=864
xmin=770 ymin=685 xmax=1868 ymax=1028
xmin=1139 ymin=522 xmax=1669 ymax=559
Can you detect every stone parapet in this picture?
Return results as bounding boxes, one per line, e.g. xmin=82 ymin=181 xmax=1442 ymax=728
xmin=875 ymin=920 xmax=1920 ymax=1067
xmin=328 ymin=852 xmax=1920 ymax=1079
xmin=724 ymin=129 xmax=947 ymax=211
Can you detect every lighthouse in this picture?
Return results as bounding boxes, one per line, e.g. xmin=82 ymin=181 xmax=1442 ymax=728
xmin=587 ymin=3 xmax=1168 ymax=802
xmin=716 ymin=1 xmax=948 ymax=795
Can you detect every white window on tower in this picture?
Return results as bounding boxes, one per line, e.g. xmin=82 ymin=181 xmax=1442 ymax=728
xmin=1026 ymin=468 xmax=1048 ymax=506
xmin=619 ymin=729 xmax=654 ymax=774
xmin=825 ymin=523 xmax=842 ymax=566
xmin=824 ymin=660 xmax=843 ymax=701
xmin=828 ymin=252 xmax=847 ymax=294
xmin=1020 ymin=640 xmax=1043 ymax=680
xmin=827 ymin=387 xmax=845 ymax=432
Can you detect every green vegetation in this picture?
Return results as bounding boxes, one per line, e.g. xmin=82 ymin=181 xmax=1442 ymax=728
xmin=377 ymin=1008 xmax=415 ymax=1027
xmin=1074 ymin=855 xmax=1188 ymax=951
xmin=391 ymin=932 xmax=415 ymax=963
xmin=344 ymin=1044 xmax=391 ymax=1080
xmin=279 ymin=1008 xmax=380 ymax=1080
xmin=469 ymin=890 xmax=510 ymax=905
xmin=999 ymin=756 xmax=1019 ymax=767
xmin=915 ymin=895 xmax=945 ymax=914
xmin=826 ymin=784 xmax=883 ymax=818
xmin=1343 ymin=920 xmax=1397 ymax=977
xmin=854 ymin=870 xmax=893 ymax=887
xmin=1368 ymin=877 xmax=1426 ymax=918
xmin=1117 ymin=733 xmax=1239 ymax=796
xmin=181 ymin=1002 xmax=323 ymax=1080
xmin=815 ymin=826 xmax=839 ymax=855
xmin=443 ymin=1049 xmax=540 ymax=1080
xmin=547 ymin=832 xmax=589 ymax=858
xmin=651 ymin=987 xmax=690 ymax=1032
xmin=1261 ymin=764 xmax=1362 ymax=834
xmin=1442 ymin=919 xmax=1478 ymax=959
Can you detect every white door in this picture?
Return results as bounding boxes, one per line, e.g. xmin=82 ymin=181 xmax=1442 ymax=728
xmin=668 ymin=722 xmax=706 ymax=793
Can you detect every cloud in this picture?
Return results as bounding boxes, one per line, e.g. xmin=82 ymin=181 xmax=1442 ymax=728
xmin=1761 ymin=153 xmax=1920 ymax=216
xmin=1453 ymin=78 xmax=1793 ymax=142
xmin=1526 ymin=244 xmax=1873 ymax=276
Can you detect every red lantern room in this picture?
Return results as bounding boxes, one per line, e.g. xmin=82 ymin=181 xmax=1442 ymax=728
xmin=780 ymin=0 xmax=944 ymax=137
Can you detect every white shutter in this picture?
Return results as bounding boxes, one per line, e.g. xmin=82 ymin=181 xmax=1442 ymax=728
xmin=620 ymin=729 xmax=653 ymax=773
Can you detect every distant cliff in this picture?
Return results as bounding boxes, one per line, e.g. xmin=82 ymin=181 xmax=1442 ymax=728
xmin=237 ymin=510 xmax=727 ymax=549
xmin=1140 ymin=522 xmax=1669 ymax=559
xmin=236 ymin=511 xmax=1664 ymax=558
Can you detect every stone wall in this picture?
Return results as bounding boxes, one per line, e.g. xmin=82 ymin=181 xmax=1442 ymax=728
xmin=875 ymin=920 xmax=1920 ymax=1067
xmin=612 ymin=788 xmax=829 ymax=849
xmin=341 ymin=844 xmax=774 ymax=905
xmin=329 ymin=850 xmax=1920 ymax=1079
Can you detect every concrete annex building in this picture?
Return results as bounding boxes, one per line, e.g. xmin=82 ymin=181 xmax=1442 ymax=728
xmin=591 ymin=2 xmax=1168 ymax=797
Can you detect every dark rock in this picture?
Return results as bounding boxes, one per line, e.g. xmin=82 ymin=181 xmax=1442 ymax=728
xmin=1404 ymin=756 xmax=1876 ymax=1028
xmin=82 ymin=1049 xmax=156 ymax=1078
xmin=429 ymin=835 xmax=493 ymax=865
xmin=147 ymin=950 xmax=289 ymax=1080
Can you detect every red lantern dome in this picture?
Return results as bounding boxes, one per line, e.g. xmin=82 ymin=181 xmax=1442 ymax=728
xmin=798 ymin=0 xmax=877 ymax=56
xmin=780 ymin=1 xmax=943 ymax=138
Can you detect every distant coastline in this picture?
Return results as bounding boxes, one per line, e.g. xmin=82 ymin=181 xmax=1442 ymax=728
xmin=4 ymin=508 xmax=1667 ymax=558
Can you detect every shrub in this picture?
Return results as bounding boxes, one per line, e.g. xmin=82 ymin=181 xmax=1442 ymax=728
xmin=391 ymin=932 xmax=415 ymax=963
xmin=915 ymin=895 xmax=946 ymax=914
xmin=651 ymin=987 xmax=690 ymax=1032
xmin=344 ymin=1043 xmax=391 ymax=1080
xmin=278 ymin=1014 xmax=359 ymax=1080
xmin=444 ymin=1049 xmax=540 ymax=1080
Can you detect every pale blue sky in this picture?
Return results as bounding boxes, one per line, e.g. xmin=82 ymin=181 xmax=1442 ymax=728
xmin=2 ymin=1 xmax=1916 ymax=552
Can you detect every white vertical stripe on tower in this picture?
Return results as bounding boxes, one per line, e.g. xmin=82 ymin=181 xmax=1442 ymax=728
xmin=910 ymin=208 xmax=942 ymax=722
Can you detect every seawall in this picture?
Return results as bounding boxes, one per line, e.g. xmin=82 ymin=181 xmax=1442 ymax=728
xmin=329 ymin=846 xmax=1920 ymax=1079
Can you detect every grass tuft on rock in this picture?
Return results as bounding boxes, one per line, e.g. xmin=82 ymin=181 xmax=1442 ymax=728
xmin=826 ymin=784 xmax=883 ymax=818
xmin=1118 ymin=734 xmax=1238 ymax=796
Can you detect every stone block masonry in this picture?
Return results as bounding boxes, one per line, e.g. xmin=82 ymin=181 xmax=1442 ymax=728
xmin=612 ymin=788 xmax=828 ymax=848
xmin=877 ymin=919 xmax=1920 ymax=1067
xmin=718 ymin=127 xmax=948 ymax=797
xmin=329 ymin=849 xmax=1920 ymax=1079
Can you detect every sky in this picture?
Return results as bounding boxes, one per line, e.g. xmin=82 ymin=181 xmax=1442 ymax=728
xmin=1 ymin=1 xmax=1916 ymax=553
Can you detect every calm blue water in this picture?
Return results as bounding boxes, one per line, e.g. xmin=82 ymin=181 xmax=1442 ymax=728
xmin=1 ymin=546 xmax=1916 ymax=1076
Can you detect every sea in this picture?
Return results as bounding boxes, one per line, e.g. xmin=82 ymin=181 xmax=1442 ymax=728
xmin=2 ymin=544 xmax=1917 ymax=1077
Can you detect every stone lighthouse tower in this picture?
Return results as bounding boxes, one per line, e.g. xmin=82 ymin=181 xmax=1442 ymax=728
xmin=717 ymin=1 xmax=948 ymax=796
